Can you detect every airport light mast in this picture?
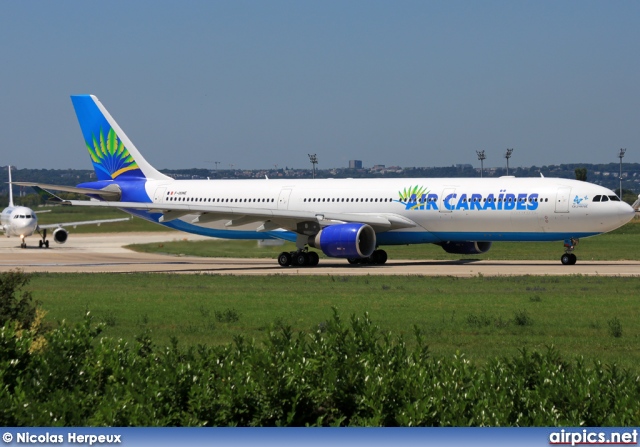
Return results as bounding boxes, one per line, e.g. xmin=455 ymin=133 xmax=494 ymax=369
xmin=476 ymin=150 xmax=486 ymax=178
xmin=619 ymin=148 xmax=626 ymax=198
xmin=308 ymin=153 xmax=318 ymax=179
xmin=505 ymin=148 xmax=514 ymax=176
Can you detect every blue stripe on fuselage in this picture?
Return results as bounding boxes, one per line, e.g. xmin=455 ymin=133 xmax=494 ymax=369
xmin=123 ymin=209 xmax=295 ymax=241
xmin=122 ymin=209 xmax=599 ymax=245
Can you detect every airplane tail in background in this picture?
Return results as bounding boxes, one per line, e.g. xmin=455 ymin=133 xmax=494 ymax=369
xmin=8 ymin=165 xmax=14 ymax=207
xmin=71 ymin=95 xmax=172 ymax=182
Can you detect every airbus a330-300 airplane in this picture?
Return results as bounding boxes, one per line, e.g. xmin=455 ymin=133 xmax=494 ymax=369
xmin=15 ymin=95 xmax=638 ymax=266
xmin=2 ymin=165 xmax=129 ymax=248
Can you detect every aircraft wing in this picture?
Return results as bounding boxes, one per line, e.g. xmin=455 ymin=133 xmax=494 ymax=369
xmin=38 ymin=217 xmax=131 ymax=230
xmin=60 ymin=199 xmax=417 ymax=233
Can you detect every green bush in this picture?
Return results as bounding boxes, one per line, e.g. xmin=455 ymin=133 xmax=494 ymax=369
xmin=0 ymin=270 xmax=38 ymax=330
xmin=1 ymin=308 xmax=640 ymax=426
xmin=608 ymin=317 xmax=623 ymax=338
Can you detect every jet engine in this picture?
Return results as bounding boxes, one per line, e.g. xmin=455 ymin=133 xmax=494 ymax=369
xmin=53 ymin=227 xmax=68 ymax=244
xmin=438 ymin=241 xmax=492 ymax=255
xmin=308 ymin=223 xmax=376 ymax=258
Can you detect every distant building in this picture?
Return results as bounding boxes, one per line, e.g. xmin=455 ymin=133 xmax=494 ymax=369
xmin=349 ymin=160 xmax=363 ymax=169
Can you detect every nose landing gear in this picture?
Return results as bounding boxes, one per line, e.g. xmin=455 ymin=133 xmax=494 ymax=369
xmin=560 ymin=238 xmax=578 ymax=265
xmin=37 ymin=229 xmax=49 ymax=249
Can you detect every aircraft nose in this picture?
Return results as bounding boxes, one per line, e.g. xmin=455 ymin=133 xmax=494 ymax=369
xmin=618 ymin=202 xmax=636 ymax=226
xmin=19 ymin=219 xmax=37 ymax=234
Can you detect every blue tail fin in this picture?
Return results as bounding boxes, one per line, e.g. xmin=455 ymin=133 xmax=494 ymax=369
xmin=71 ymin=95 xmax=171 ymax=182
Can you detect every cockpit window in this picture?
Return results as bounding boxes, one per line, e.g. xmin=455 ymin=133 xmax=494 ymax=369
xmin=601 ymin=196 xmax=609 ymax=202
xmin=608 ymin=195 xmax=620 ymax=202
xmin=593 ymin=195 xmax=601 ymax=202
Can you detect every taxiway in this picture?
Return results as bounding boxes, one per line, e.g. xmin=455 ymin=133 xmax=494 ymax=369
xmin=1 ymin=232 xmax=638 ymax=276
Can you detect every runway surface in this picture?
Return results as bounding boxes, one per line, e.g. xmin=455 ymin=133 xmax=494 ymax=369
xmin=2 ymin=232 xmax=639 ymax=276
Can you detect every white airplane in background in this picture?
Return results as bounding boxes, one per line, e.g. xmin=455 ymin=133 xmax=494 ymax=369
xmin=2 ymin=165 xmax=130 ymax=248
xmin=14 ymin=95 xmax=638 ymax=265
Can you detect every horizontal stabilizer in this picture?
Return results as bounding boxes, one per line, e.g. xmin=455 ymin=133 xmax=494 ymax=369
xmin=31 ymin=186 xmax=65 ymax=203
xmin=12 ymin=182 xmax=122 ymax=201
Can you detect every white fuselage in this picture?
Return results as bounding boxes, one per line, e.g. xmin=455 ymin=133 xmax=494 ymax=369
xmin=1 ymin=205 xmax=38 ymax=239
xmin=128 ymin=176 xmax=634 ymax=244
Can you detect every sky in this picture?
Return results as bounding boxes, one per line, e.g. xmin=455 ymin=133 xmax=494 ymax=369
xmin=1 ymin=1 xmax=639 ymax=171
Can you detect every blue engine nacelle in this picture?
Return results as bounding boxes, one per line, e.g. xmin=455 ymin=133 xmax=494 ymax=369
xmin=308 ymin=223 xmax=376 ymax=258
xmin=439 ymin=241 xmax=492 ymax=255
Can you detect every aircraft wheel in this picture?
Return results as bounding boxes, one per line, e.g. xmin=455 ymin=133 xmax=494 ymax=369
xmin=372 ymin=249 xmax=388 ymax=265
xmin=569 ymin=253 xmax=577 ymax=265
xmin=278 ymin=252 xmax=292 ymax=267
xmin=561 ymin=253 xmax=572 ymax=265
xmin=347 ymin=258 xmax=360 ymax=265
xmin=39 ymin=240 xmax=43 ymax=248
xmin=308 ymin=252 xmax=320 ymax=266
xmin=45 ymin=240 xmax=49 ymax=248
xmin=294 ymin=252 xmax=308 ymax=266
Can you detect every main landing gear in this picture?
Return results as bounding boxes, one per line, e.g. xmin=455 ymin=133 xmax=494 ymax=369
xmin=37 ymin=229 xmax=49 ymax=249
xmin=347 ymin=249 xmax=388 ymax=265
xmin=276 ymin=248 xmax=389 ymax=267
xmin=560 ymin=238 xmax=578 ymax=265
xmin=278 ymin=250 xmax=320 ymax=267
